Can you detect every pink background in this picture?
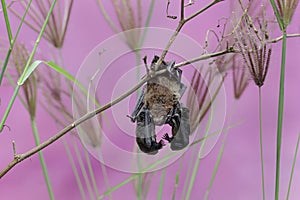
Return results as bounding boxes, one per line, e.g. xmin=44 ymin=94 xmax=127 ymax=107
xmin=1 ymin=1 xmax=300 ymax=199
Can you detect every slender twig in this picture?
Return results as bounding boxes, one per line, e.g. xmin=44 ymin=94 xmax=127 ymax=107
xmin=97 ymin=121 xmax=242 ymax=199
xmin=158 ymin=0 xmax=224 ymax=67
xmin=185 ymin=0 xmax=223 ymax=22
xmin=268 ymin=33 xmax=300 ymax=43
xmin=0 ymin=72 xmax=149 ymax=179
xmin=180 ymin=0 xmax=184 ymax=21
xmin=12 ymin=141 xmax=17 ymax=158
xmin=0 ymin=48 xmax=235 ymax=179
xmin=185 ymin=0 xmax=194 ymax=7
xmin=175 ymin=47 xmax=236 ymax=68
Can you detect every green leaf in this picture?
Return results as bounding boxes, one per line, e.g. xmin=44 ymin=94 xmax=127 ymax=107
xmin=17 ymin=60 xmax=42 ymax=85
xmin=17 ymin=60 xmax=85 ymax=94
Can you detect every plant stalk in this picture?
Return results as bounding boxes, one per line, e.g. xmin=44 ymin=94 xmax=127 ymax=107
xmin=185 ymin=106 xmax=214 ymax=199
xmin=0 ymin=0 xmax=57 ymax=132
xmin=275 ymin=29 xmax=287 ymax=200
xmin=30 ymin=117 xmax=54 ymax=200
xmin=0 ymin=0 xmax=33 ymax=85
xmin=0 ymin=85 xmax=21 ymax=131
xmin=259 ymin=87 xmax=266 ymax=200
xmin=157 ymin=169 xmax=166 ymax=200
xmin=1 ymin=0 xmax=13 ymax=43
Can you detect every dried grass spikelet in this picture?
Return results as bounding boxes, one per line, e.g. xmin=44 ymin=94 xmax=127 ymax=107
xmin=38 ymin=67 xmax=72 ymax=124
xmin=224 ymin=1 xmax=272 ymax=97
xmin=72 ymin=91 xmax=102 ymax=148
xmin=200 ymin=1 xmax=254 ymax=99
xmin=187 ymin=64 xmax=225 ymax=133
xmin=232 ymin=55 xmax=250 ymax=98
xmin=234 ymin=9 xmax=272 ymax=88
xmin=215 ymin=53 xmax=250 ymax=99
xmin=37 ymin=68 xmax=102 ymax=147
xmin=11 ymin=43 xmax=37 ymax=117
xmin=10 ymin=0 xmax=74 ymax=48
xmin=276 ymin=0 xmax=299 ymax=26
xmin=96 ymin=0 xmax=143 ymax=51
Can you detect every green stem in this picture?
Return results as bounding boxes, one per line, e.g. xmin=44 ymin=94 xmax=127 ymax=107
xmin=286 ymin=133 xmax=300 ymax=200
xmin=269 ymin=0 xmax=284 ymax=31
xmin=204 ymin=134 xmax=227 ymax=200
xmin=0 ymin=0 xmax=57 ymax=132
xmin=139 ymin=0 xmax=155 ymax=46
xmin=95 ymin=149 xmax=113 ymax=200
xmin=136 ymin=173 xmax=142 ymax=200
xmin=275 ymin=29 xmax=287 ymax=200
xmin=63 ymin=139 xmax=87 ymax=200
xmin=73 ymin=139 xmax=95 ymax=200
xmin=0 ymin=50 xmax=12 ymax=85
xmin=259 ymin=87 xmax=266 ymax=200
xmin=171 ymin=173 xmax=179 ymax=200
xmin=133 ymin=3 xmax=155 ymax=195
xmin=185 ymin=106 xmax=214 ymax=199
xmin=181 ymin=150 xmax=197 ymax=199
xmin=0 ymin=85 xmax=21 ymax=131
xmin=83 ymin=149 xmax=100 ymax=198
xmin=1 ymin=0 xmax=13 ymax=43
xmin=30 ymin=117 xmax=55 ymax=200
xmin=157 ymin=169 xmax=166 ymax=200
xmin=0 ymin=0 xmax=33 ymax=85
xmin=185 ymin=143 xmax=204 ymax=199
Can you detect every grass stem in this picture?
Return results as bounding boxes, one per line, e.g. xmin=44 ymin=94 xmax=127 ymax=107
xmin=30 ymin=117 xmax=55 ymax=200
xmin=0 ymin=85 xmax=21 ymax=131
xmin=185 ymin=106 xmax=214 ymax=199
xmin=157 ymin=169 xmax=166 ymax=200
xmin=204 ymin=134 xmax=227 ymax=200
xmin=73 ymin=139 xmax=95 ymax=200
xmin=0 ymin=0 xmax=33 ymax=85
xmin=83 ymin=149 xmax=100 ymax=198
xmin=63 ymin=139 xmax=87 ymax=200
xmin=1 ymin=0 xmax=13 ymax=43
xmin=0 ymin=0 xmax=57 ymax=132
xmin=259 ymin=87 xmax=266 ymax=200
xmin=275 ymin=28 xmax=287 ymax=200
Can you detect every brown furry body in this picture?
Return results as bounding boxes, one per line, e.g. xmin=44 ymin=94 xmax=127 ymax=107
xmin=144 ymin=75 xmax=181 ymax=125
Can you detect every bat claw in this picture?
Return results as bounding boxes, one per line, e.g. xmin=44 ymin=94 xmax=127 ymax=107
xmin=162 ymin=133 xmax=172 ymax=143
xmin=159 ymin=139 xmax=166 ymax=146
